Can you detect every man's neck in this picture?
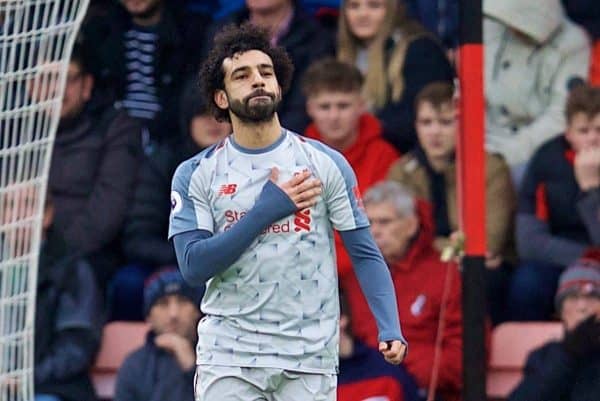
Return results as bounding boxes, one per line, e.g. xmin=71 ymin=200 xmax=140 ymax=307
xmin=231 ymin=115 xmax=283 ymax=149
xmin=249 ymin=1 xmax=293 ymax=38
xmin=132 ymin=6 xmax=163 ymax=27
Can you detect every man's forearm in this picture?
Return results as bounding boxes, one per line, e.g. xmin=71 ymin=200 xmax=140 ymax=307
xmin=173 ymin=182 xmax=296 ymax=286
xmin=340 ymin=228 xmax=406 ymax=344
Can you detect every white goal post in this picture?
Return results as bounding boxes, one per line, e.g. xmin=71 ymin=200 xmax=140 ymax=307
xmin=0 ymin=1 xmax=89 ymax=400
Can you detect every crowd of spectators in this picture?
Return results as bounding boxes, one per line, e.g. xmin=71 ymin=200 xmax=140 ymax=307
xmin=2 ymin=0 xmax=599 ymax=400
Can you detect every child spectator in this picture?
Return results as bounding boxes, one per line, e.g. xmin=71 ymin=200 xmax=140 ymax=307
xmin=509 ymin=84 xmax=600 ymax=321
xmin=388 ymin=81 xmax=515 ymax=324
xmin=302 ymin=58 xmax=399 ymax=279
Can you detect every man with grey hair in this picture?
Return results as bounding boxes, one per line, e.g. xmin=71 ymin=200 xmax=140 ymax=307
xmin=341 ymin=181 xmax=464 ymax=400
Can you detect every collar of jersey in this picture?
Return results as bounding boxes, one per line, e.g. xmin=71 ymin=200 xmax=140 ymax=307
xmin=229 ymin=129 xmax=287 ymax=154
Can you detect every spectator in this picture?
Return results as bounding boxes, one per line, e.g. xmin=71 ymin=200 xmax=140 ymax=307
xmin=484 ymin=0 xmax=590 ymax=182
xmin=337 ymin=0 xmax=454 ymax=153
xmin=0 ymin=188 xmax=102 ymax=401
xmin=387 ymin=81 xmax=515 ymax=324
xmin=114 ymin=269 xmax=204 ymax=401
xmin=341 ymin=181 xmax=463 ymax=401
xmin=34 ymin=195 xmax=103 ymax=401
xmin=111 ymin=78 xmax=230 ymax=320
xmin=81 ymin=0 xmax=210 ymax=149
xmin=509 ymin=84 xmax=600 ymax=321
xmin=302 ymin=58 xmax=399 ymax=280
xmin=47 ymin=45 xmax=142 ymax=289
xmin=508 ymin=257 xmax=600 ymax=401
xmin=338 ymin=290 xmax=420 ymax=401
xmin=202 ymin=0 xmax=335 ymax=133
xmin=561 ymin=0 xmax=600 ymax=85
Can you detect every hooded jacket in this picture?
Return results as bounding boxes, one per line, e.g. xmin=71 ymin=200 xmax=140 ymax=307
xmin=305 ymin=113 xmax=399 ymax=279
xmin=341 ymin=200 xmax=463 ymax=401
xmin=484 ymin=0 xmax=590 ymax=166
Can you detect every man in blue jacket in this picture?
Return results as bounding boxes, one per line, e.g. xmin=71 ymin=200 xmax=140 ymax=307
xmin=114 ymin=269 xmax=204 ymax=401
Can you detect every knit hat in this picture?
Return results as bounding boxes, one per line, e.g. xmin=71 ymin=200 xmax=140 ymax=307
xmin=555 ymin=258 xmax=600 ymax=311
xmin=143 ymin=269 xmax=204 ymax=316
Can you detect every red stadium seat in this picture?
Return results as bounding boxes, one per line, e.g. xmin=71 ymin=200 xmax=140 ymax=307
xmin=486 ymin=321 xmax=563 ymax=400
xmin=92 ymin=321 xmax=150 ymax=400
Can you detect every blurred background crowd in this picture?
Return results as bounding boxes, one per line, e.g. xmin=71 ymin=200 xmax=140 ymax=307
xmin=3 ymin=0 xmax=599 ymax=400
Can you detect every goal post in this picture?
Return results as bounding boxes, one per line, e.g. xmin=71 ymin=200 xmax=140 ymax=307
xmin=0 ymin=1 xmax=89 ymax=400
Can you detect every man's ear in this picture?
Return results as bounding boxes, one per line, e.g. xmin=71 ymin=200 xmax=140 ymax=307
xmin=214 ymin=90 xmax=229 ymax=110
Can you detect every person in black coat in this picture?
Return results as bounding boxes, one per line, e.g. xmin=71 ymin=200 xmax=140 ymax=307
xmin=0 ymin=189 xmax=103 ymax=401
xmin=201 ymin=0 xmax=335 ymax=134
xmin=114 ymin=269 xmax=204 ymax=401
xmin=110 ymin=77 xmax=230 ymax=320
xmin=80 ymin=0 xmax=211 ymax=148
xmin=47 ymin=45 xmax=142 ymax=289
xmin=509 ymin=257 xmax=600 ymax=401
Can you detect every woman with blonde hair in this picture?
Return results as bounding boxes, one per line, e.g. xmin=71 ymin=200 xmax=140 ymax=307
xmin=338 ymin=0 xmax=454 ymax=152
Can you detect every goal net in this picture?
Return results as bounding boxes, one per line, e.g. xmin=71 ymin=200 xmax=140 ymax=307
xmin=0 ymin=1 xmax=89 ymax=400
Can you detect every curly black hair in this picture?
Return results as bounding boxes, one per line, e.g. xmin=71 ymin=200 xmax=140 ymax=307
xmin=199 ymin=22 xmax=294 ymax=122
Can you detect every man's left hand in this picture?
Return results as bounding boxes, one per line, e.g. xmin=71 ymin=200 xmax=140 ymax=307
xmin=379 ymin=340 xmax=407 ymax=365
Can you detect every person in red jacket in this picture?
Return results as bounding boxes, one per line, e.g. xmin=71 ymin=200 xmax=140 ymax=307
xmin=341 ymin=180 xmax=463 ymax=401
xmin=302 ymin=58 xmax=400 ymax=279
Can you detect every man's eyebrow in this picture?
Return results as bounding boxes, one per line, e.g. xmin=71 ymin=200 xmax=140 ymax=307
xmin=230 ymin=63 xmax=274 ymax=76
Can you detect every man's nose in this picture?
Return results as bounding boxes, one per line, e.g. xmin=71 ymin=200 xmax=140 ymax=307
xmin=250 ymin=70 xmax=266 ymax=88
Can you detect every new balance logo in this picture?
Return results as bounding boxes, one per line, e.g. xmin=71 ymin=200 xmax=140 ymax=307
xmin=218 ymin=184 xmax=237 ymax=196
xmin=294 ymin=209 xmax=311 ymax=232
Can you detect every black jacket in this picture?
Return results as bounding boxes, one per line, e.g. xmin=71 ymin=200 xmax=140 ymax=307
xmin=378 ymin=35 xmax=454 ymax=153
xmin=516 ymin=136 xmax=599 ymax=267
xmin=81 ymin=3 xmax=210 ymax=143
xmin=203 ymin=6 xmax=335 ymax=134
xmin=35 ymin=228 xmax=103 ymax=401
xmin=114 ymin=332 xmax=196 ymax=401
xmin=509 ymin=341 xmax=600 ymax=401
xmin=49 ymin=105 xmax=142 ymax=286
xmin=122 ymin=143 xmax=180 ymax=268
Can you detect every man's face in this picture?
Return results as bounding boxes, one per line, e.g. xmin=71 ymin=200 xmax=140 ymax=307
xmin=216 ymin=50 xmax=281 ymax=124
xmin=306 ymin=91 xmax=363 ymax=150
xmin=344 ymin=0 xmax=388 ymax=42
xmin=60 ymin=62 xmax=93 ymax=121
xmin=120 ymin=0 xmax=162 ymax=19
xmin=190 ymin=114 xmax=231 ymax=149
xmin=561 ymin=293 xmax=600 ymax=331
xmin=416 ymin=101 xmax=457 ymax=162
xmin=565 ymin=112 xmax=600 ymax=152
xmin=147 ymin=294 xmax=201 ymax=340
xmin=366 ymin=201 xmax=418 ymax=264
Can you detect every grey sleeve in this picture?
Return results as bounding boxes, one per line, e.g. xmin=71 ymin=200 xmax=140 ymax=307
xmin=339 ymin=227 xmax=406 ymax=344
xmin=576 ymin=188 xmax=600 ymax=245
xmin=516 ymin=213 xmax=586 ymax=266
xmin=173 ymin=181 xmax=297 ymax=286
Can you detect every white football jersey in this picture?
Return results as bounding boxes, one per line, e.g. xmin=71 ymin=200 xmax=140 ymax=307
xmin=169 ymin=129 xmax=368 ymax=373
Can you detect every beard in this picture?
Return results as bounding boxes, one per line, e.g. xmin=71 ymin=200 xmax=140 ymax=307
xmin=228 ymin=89 xmax=280 ymax=123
